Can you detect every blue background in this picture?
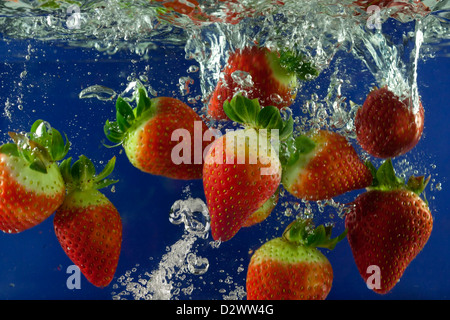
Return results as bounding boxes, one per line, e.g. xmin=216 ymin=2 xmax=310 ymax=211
xmin=0 ymin=22 xmax=449 ymax=300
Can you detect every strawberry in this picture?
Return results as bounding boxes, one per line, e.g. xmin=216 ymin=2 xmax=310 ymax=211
xmin=345 ymin=159 xmax=433 ymax=294
xmin=242 ymin=188 xmax=279 ymax=228
xmin=152 ymin=0 xmax=285 ymax=25
xmin=246 ymin=218 xmax=346 ymax=300
xmin=54 ymin=155 xmax=122 ymax=288
xmin=281 ymin=130 xmax=373 ymax=201
xmin=203 ymin=94 xmax=293 ymax=241
xmin=0 ymin=120 xmax=70 ymax=233
xmin=104 ymin=83 xmax=209 ymax=180
xmin=355 ymin=86 xmax=424 ymax=158
xmin=207 ymin=45 xmax=319 ymax=120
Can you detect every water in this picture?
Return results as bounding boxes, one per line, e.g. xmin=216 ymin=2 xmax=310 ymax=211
xmin=0 ymin=0 xmax=449 ymax=300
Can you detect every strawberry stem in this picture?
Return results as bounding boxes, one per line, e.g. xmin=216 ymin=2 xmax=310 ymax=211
xmin=59 ymin=155 xmax=118 ymax=193
xmin=2 ymin=120 xmax=70 ymax=174
xmin=222 ymin=93 xmax=294 ymax=140
xmin=104 ymin=83 xmax=155 ymax=146
xmin=368 ymin=159 xmax=430 ymax=196
xmin=282 ymin=218 xmax=347 ymax=250
xmin=278 ymin=50 xmax=320 ymax=81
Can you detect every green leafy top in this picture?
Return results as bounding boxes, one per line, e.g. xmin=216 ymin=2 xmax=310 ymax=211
xmin=278 ymin=50 xmax=320 ymax=81
xmin=104 ymin=84 xmax=155 ymax=145
xmin=59 ymin=155 xmax=118 ymax=193
xmin=367 ymin=158 xmax=430 ymax=197
xmin=282 ymin=218 xmax=347 ymax=251
xmin=223 ymin=93 xmax=294 ymax=141
xmin=0 ymin=119 xmax=70 ymax=174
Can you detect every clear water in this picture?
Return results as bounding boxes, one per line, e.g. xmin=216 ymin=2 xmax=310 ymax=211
xmin=0 ymin=0 xmax=449 ymax=300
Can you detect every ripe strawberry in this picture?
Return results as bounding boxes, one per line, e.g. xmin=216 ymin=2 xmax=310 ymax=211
xmin=242 ymin=188 xmax=279 ymax=228
xmin=153 ymin=0 xmax=285 ymax=25
xmin=104 ymin=84 xmax=209 ymax=180
xmin=54 ymin=155 xmax=122 ymax=288
xmin=0 ymin=120 xmax=70 ymax=233
xmin=345 ymin=159 xmax=433 ymax=294
xmin=281 ymin=130 xmax=373 ymax=201
xmin=246 ymin=218 xmax=346 ymax=300
xmin=355 ymin=86 xmax=424 ymax=158
xmin=203 ymin=94 xmax=293 ymax=241
xmin=208 ymin=45 xmax=318 ymax=120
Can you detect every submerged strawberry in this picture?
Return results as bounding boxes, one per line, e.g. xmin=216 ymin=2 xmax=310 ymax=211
xmin=355 ymin=86 xmax=424 ymax=158
xmin=208 ymin=46 xmax=319 ymax=120
xmin=204 ymin=94 xmax=293 ymax=241
xmin=282 ymin=130 xmax=373 ymax=201
xmin=345 ymin=159 xmax=433 ymax=294
xmin=54 ymin=156 xmax=121 ymax=288
xmin=242 ymin=188 xmax=279 ymax=228
xmin=0 ymin=120 xmax=70 ymax=233
xmin=246 ymin=218 xmax=346 ymax=300
xmin=104 ymin=83 xmax=209 ymax=180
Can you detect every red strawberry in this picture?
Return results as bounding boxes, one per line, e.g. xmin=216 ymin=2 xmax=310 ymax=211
xmin=54 ymin=155 xmax=122 ymax=288
xmin=0 ymin=120 xmax=70 ymax=233
xmin=355 ymin=86 xmax=424 ymax=158
xmin=208 ymin=46 xmax=318 ymax=120
xmin=153 ymin=0 xmax=285 ymax=25
xmin=242 ymin=188 xmax=279 ymax=228
xmin=345 ymin=159 xmax=433 ymax=294
xmin=281 ymin=130 xmax=373 ymax=201
xmin=104 ymin=84 xmax=209 ymax=180
xmin=246 ymin=218 xmax=346 ymax=300
xmin=203 ymin=94 xmax=293 ymax=241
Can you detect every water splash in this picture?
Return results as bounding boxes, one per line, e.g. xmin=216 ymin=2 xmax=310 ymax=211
xmin=112 ymin=197 xmax=212 ymax=300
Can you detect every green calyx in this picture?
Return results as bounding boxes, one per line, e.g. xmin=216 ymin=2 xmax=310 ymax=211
xmin=278 ymin=50 xmax=320 ymax=81
xmin=0 ymin=119 xmax=70 ymax=174
xmin=59 ymin=155 xmax=118 ymax=193
xmin=223 ymin=93 xmax=294 ymax=141
xmin=282 ymin=218 xmax=347 ymax=251
xmin=367 ymin=159 xmax=430 ymax=196
xmin=104 ymin=84 xmax=155 ymax=145
xmin=280 ymin=134 xmax=316 ymax=168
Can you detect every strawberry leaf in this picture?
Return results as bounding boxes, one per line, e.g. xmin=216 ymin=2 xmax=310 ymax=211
xmin=0 ymin=143 xmax=19 ymax=157
xmin=279 ymin=50 xmax=320 ymax=81
xmin=279 ymin=116 xmax=294 ymax=141
xmin=135 ymin=87 xmax=152 ymax=118
xmin=223 ymin=93 xmax=260 ymax=126
xmin=283 ymin=218 xmax=346 ymax=250
xmin=60 ymin=155 xmax=118 ymax=192
xmin=105 ymin=83 xmax=155 ymax=146
xmin=371 ymin=159 xmax=405 ymax=191
xmin=283 ymin=134 xmax=316 ymax=167
xmin=256 ymin=105 xmax=283 ymax=130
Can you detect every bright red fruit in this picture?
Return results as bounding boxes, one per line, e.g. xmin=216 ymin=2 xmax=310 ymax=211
xmin=355 ymin=86 xmax=424 ymax=158
xmin=0 ymin=120 xmax=69 ymax=233
xmin=242 ymin=188 xmax=279 ymax=228
xmin=246 ymin=219 xmax=346 ymax=300
xmin=203 ymin=94 xmax=293 ymax=241
xmin=105 ymin=84 xmax=209 ymax=180
xmin=345 ymin=159 xmax=433 ymax=294
xmin=54 ymin=156 xmax=122 ymax=288
xmin=203 ymin=128 xmax=281 ymax=241
xmin=282 ymin=130 xmax=373 ymax=201
xmin=208 ymin=46 xmax=318 ymax=120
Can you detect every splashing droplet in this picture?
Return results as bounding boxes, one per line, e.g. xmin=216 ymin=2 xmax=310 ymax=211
xmin=79 ymin=85 xmax=117 ymax=101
